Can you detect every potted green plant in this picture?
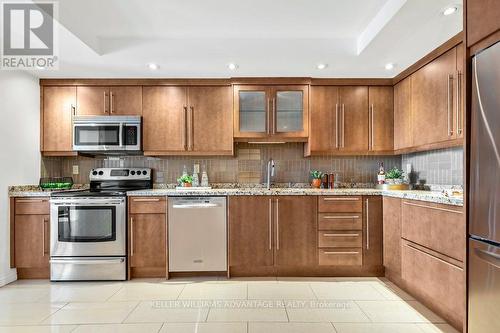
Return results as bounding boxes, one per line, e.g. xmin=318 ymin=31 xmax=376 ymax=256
xmin=310 ymin=170 xmax=323 ymax=189
xmin=385 ymin=167 xmax=404 ymax=184
xmin=177 ymin=174 xmax=193 ymax=187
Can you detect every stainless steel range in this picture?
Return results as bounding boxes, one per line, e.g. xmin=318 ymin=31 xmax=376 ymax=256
xmin=50 ymin=168 xmax=152 ymax=281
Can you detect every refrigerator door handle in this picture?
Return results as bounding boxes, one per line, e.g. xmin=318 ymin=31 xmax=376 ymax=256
xmin=475 ymin=247 xmax=500 ymax=269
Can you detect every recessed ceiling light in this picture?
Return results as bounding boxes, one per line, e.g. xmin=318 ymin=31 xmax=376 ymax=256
xmin=443 ymin=6 xmax=457 ymax=16
xmin=147 ymin=63 xmax=159 ymax=70
xmin=385 ymin=63 xmax=395 ymax=70
xmin=316 ymin=63 xmax=328 ymax=70
xmin=228 ymin=63 xmax=238 ymax=71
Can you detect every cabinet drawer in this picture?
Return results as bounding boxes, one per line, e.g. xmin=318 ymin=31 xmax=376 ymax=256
xmin=318 ymin=231 xmax=362 ymax=248
xmin=318 ymin=248 xmax=362 ymax=266
xmin=129 ymin=197 xmax=166 ymax=214
xmin=318 ymin=213 xmax=362 ymax=230
xmin=318 ymin=196 xmax=362 ymax=213
xmin=402 ymin=200 xmax=464 ymax=261
xmin=402 ymin=240 xmax=464 ymax=329
xmin=15 ymin=198 xmax=50 ymax=215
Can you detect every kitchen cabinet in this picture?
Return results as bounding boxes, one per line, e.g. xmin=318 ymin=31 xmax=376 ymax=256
xmin=363 ymin=196 xmax=383 ymax=267
xmin=402 ymin=240 xmax=464 ymax=330
xmin=401 ymin=200 xmax=464 ymax=262
xmin=143 ymin=86 xmax=233 ymax=155
xmin=233 ymin=85 xmax=309 ymax=141
xmin=382 ymin=197 xmax=402 ymax=284
xmin=368 ymin=87 xmax=393 ymax=152
xmin=41 ymin=86 xmax=76 ymax=155
xmin=339 ymin=86 xmax=369 ymax=152
xmin=76 ymin=86 xmax=142 ymax=116
xmin=411 ymin=47 xmax=457 ymax=147
xmin=307 ymin=86 xmax=339 ymax=153
xmin=308 ymin=86 xmax=384 ymax=155
xmin=128 ymin=197 xmax=167 ymax=278
xmin=466 ymin=0 xmax=500 ymax=47
xmin=393 ymin=77 xmax=412 ymax=150
xmin=384 ymin=198 xmax=466 ymax=332
xmin=228 ymin=196 xmax=316 ymax=276
xmin=455 ymin=44 xmax=464 ymax=140
xmin=317 ymin=196 xmax=363 ymax=267
xmin=11 ymin=197 xmax=50 ymax=279
xmin=229 ymin=196 xmax=275 ymax=275
xmin=274 ymin=196 xmax=317 ymax=267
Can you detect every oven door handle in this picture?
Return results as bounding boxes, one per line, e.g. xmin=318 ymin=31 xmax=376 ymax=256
xmin=50 ymin=258 xmax=125 ymax=265
xmin=50 ymin=199 xmax=125 ymax=205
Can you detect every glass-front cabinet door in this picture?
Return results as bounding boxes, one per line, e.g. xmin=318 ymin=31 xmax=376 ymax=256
xmin=234 ymin=85 xmax=308 ymax=140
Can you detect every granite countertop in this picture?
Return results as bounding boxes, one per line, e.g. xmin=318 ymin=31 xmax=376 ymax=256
xmin=9 ymin=184 xmax=463 ymax=206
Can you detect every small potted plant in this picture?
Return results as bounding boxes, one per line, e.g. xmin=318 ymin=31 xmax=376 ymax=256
xmin=310 ymin=170 xmax=323 ymax=189
xmin=177 ymin=174 xmax=193 ymax=187
xmin=385 ymin=167 xmax=404 ymax=185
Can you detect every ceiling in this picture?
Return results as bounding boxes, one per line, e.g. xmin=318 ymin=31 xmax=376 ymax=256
xmin=25 ymin=0 xmax=462 ymax=78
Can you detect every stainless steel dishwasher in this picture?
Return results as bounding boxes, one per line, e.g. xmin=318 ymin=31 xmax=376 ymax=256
xmin=168 ymin=197 xmax=227 ymax=272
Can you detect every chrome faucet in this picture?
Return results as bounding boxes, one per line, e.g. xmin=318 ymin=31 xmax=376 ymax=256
xmin=266 ymin=158 xmax=275 ymax=190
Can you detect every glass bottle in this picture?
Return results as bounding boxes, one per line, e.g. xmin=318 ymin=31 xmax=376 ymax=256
xmin=377 ymin=162 xmax=386 ymax=184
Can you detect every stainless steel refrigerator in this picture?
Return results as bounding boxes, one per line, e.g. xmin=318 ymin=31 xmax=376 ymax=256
xmin=469 ymin=40 xmax=500 ymax=333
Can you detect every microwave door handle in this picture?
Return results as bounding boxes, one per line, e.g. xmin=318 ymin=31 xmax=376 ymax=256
xmin=119 ymin=124 xmax=124 ymax=148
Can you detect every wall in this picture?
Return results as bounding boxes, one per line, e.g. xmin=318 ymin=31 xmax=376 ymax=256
xmin=402 ymin=147 xmax=463 ymax=187
xmin=42 ymin=143 xmax=401 ymax=186
xmin=0 ymin=71 xmax=40 ymax=286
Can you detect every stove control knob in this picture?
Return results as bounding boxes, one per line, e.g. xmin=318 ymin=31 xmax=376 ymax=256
xmin=98 ymin=171 xmax=104 ymax=176
xmin=142 ymin=170 xmax=148 ymax=175
xmin=130 ymin=170 xmax=136 ymax=175
xmin=92 ymin=170 xmax=98 ymax=176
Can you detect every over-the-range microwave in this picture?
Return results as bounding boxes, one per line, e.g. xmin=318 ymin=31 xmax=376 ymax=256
xmin=73 ymin=115 xmax=141 ymax=152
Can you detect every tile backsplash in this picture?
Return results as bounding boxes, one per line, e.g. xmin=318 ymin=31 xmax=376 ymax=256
xmin=41 ymin=143 xmax=400 ymax=185
xmin=41 ymin=144 xmax=463 ymax=187
xmin=402 ymin=147 xmax=463 ymax=186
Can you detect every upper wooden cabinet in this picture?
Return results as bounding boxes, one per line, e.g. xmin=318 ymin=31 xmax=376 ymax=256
xmin=339 ymin=86 xmax=369 ymax=152
xmin=411 ymin=47 xmax=457 ymax=147
xmin=308 ymin=86 xmax=391 ymax=155
xmin=466 ymin=0 xmax=500 ymax=47
xmin=41 ymin=86 xmax=76 ymax=155
xmin=143 ymin=86 xmax=233 ymax=155
xmin=368 ymin=87 xmax=393 ymax=152
xmin=393 ymin=77 xmax=412 ymax=150
xmin=395 ymin=44 xmax=464 ymax=152
xmin=76 ymin=86 xmax=142 ymax=116
xmin=233 ymin=85 xmax=309 ymax=141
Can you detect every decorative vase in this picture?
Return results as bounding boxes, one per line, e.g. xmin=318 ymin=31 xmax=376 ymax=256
xmin=311 ymin=179 xmax=322 ymax=188
xmin=183 ymin=182 xmax=192 ymax=187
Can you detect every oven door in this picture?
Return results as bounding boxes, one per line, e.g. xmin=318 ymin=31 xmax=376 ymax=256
xmin=73 ymin=123 xmax=124 ymax=151
xmin=50 ymin=197 xmax=126 ymax=256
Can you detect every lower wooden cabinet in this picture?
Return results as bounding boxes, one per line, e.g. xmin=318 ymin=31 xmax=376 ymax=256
xmin=385 ymin=198 xmax=466 ymax=332
xmin=11 ymin=197 xmax=50 ymax=279
xmin=363 ymin=196 xmax=383 ymax=267
xmin=382 ymin=197 xmax=402 ymax=284
xmin=402 ymin=240 xmax=464 ymax=330
xmin=128 ymin=197 xmax=167 ymax=278
xmin=228 ymin=196 xmax=317 ymax=276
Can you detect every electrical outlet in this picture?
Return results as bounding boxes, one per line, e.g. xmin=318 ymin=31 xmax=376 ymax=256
xmin=193 ymin=163 xmax=200 ymax=174
xmin=72 ymin=165 xmax=79 ymax=175
xmin=406 ymin=163 xmax=412 ymax=175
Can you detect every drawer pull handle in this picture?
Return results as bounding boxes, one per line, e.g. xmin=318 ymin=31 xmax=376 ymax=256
xmin=323 ymin=251 xmax=359 ymax=255
xmin=322 ymin=215 xmax=360 ymax=219
xmin=18 ymin=199 xmax=48 ymax=202
xmin=323 ymin=233 xmax=359 ymax=237
xmin=132 ymin=198 xmax=161 ymax=202
xmin=405 ymin=243 xmax=462 ymax=270
xmin=323 ymin=197 xmax=360 ymax=201
xmin=402 ymin=201 xmax=462 ymax=214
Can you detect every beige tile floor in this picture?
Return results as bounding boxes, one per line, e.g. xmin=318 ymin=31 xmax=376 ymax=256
xmin=0 ymin=277 xmax=460 ymax=333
